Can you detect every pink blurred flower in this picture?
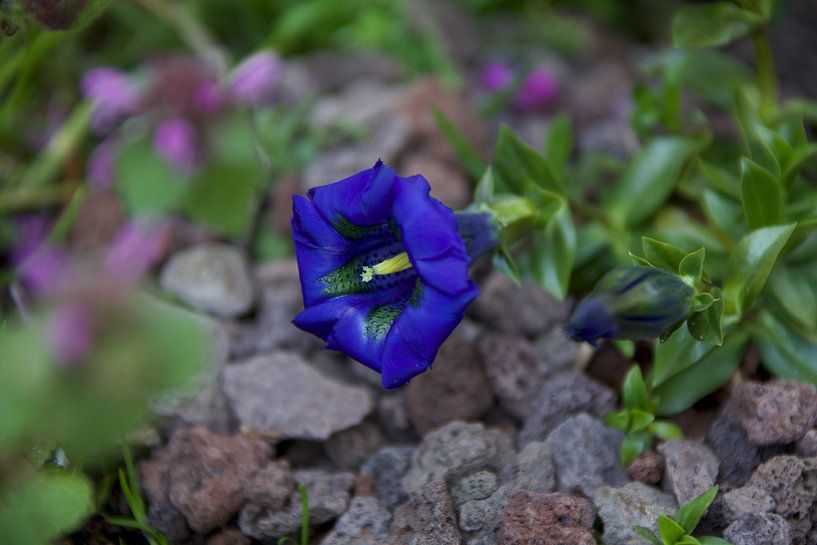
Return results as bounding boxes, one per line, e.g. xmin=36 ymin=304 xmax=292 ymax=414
xmin=86 ymin=139 xmax=118 ymax=188
xmin=45 ymin=302 xmax=94 ymax=364
xmin=193 ymin=80 xmax=227 ymax=114
xmin=153 ymin=118 xmax=200 ymax=175
xmin=104 ymin=220 xmax=170 ymax=283
xmin=12 ymin=216 xmax=68 ymax=294
xmin=479 ymin=62 xmax=514 ymax=92
xmin=81 ymin=68 xmax=141 ymax=134
xmin=513 ymin=68 xmax=560 ymax=111
xmin=228 ymin=51 xmax=282 ymax=105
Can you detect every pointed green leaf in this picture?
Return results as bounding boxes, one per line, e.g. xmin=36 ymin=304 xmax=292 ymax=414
xmin=766 ymin=265 xmax=817 ymax=332
xmin=698 ymin=160 xmax=740 ymax=198
xmin=675 ymin=486 xmax=719 ymax=534
xmin=643 ymin=237 xmax=689 ymax=274
xmin=753 ymin=310 xmax=817 ymax=384
xmin=631 ymin=252 xmax=655 ymax=268
xmin=691 ymin=293 xmax=716 ymax=313
xmin=622 ymin=366 xmax=650 ymax=409
xmin=605 ymin=409 xmax=631 ymax=431
xmin=740 ymin=158 xmax=783 ymax=229
xmin=697 ymin=537 xmax=733 ymax=545
xmin=474 ymin=167 xmax=495 ymax=204
xmin=544 ymin=113 xmax=572 ymax=178
xmin=658 ymin=514 xmax=687 ymax=545
xmin=648 ymin=420 xmax=683 ymax=441
xmin=676 ymin=536 xmax=702 ymax=545
xmin=609 ymin=137 xmax=698 ymax=228
xmin=634 ymin=525 xmax=663 ymax=545
xmin=687 ymin=293 xmax=724 ymax=346
xmin=679 ymin=248 xmax=706 ymax=285
xmin=494 ymin=124 xmax=561 ymax=194
xmin=614 ymin=340 xmax=637 ymax=359
xmin=724 ymin=224 xmax=796 ymax=316
xmin=621 ymin=431 xmax=650 ymax=466
xmin=433 ymin=109 xmax=486 ymax=180
xmin=629 ymin=409 xmax=656 ymax=432
xmin=529 ymin=196 xmax=575 ymax=300
xmin=493 ymin=248 xmax=521 ymax=285
xmin=672 ymin=3 xmax=765 ymax=48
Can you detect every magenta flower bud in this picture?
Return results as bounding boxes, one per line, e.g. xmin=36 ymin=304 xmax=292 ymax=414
xmin=81 ymin=68 xmax=140 ymax=134
xmin=479 ymin=62 xmax=514 ymax=92
xmin=513 ymin=68 xmax=559 ymax=110
xmin=104 ymin=219 xmax=169 ymax=283
xmin=17 ymin=245 xmax=67 ymax=294
xmin=228 ymin=51 xmax=282 ymax=105
xmin=86 ymin=139 xmax=118 ymax=188
xmin=193 ymin=80 xmax=227 ymax=114
xmin=153 ymin=118 xmax=200 ymax=175
xmin=46 ymin=303 xmax=93 ymax=364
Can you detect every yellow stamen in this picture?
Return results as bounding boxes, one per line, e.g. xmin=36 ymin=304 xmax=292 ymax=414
xmin=361 ymin=252 xmax=412 ymax=283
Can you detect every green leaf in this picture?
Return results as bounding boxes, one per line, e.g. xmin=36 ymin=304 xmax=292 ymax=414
xmin=621 ymin=431 xmax=650 ymax=466
xmin=622 ymin=366 xmax=649 ymax=409
xmin=529 ymin=195 xmax=575 ymax=299
xmin=609 ymin=137 xmax=698 ymax=228
xmin=698 ymin=160 xmax=740 ymax=198
xmin=642 ymin=237 xmax=689 ymax=274
xmin=474 ymin=167 xmax=495 ymax=204
xmin=629 ymin=409 xmax=656 ymax=432
xmin=697 ymin=537 xmax=733 ymax=545
xmin=433 ymin=109 xmax=486 ymax=180
xmin=672 ymin=3 xmax=765 ymax=48
xmin=493 ymin=247 xmax=521 ymax=285
xmin=494 ymin=124 xmax=561 ymax=194
xmin=676 ymin=536 xmax=702 ymax=545
xmin=675 ymin=486 xmax=719 ymax=534
xmin=116 ymin=139 xmax=189 ymax=214
xmin=544 ymin=113 xmax=572 ymax=179
xmin=614 ymin=340 xmax=636 ymax=359
xmin=766 ymin=265 xmax=817 ymax=332
xmin=634 ymin=525 xmax=663 ymax=545
xmin=0 ymin=470 xmax=94 ymax=544
xmin=679 ymin=248 xmax=706 ymax=285
xmin=782 ymin=143 xmax=817 ymax=184
xmin=687 ymin=293 xmax=724 ymax=346
xmin=648 ymin=420 xmax=683 ymax=441
xmin=653 ymin=328 xmax=749 ymax=415
xmin=753 ymin=310 xmax=817 ymax=383
xmin=658 ymin=514 xmax=687 ymax=545
xmin=740 ymin=158 xmax=783 ymax=229
xmin=723 ymin=224 xmax=796 ymax=316
xmin=691 ymin=293 xmax=716 ymax=313
xmin=183 ymin=161 xmax=259 ymax=237
xmin=605 ymin=409 xmax=631 ymax=431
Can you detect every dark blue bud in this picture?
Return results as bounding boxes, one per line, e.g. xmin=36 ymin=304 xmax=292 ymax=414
xmin=565 ymin=266 xmax=695 ymax=345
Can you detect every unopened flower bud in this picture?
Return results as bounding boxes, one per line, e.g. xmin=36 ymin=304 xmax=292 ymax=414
xmin=513 ymin=68 xmax=559 ymax=111
xmin=228 ymin=51 xmax=282 ymax=105
xmin=153 ymin=118 xmax=200 ymax=175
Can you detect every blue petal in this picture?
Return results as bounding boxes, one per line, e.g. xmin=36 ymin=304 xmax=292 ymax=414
xmin=391 ymin=175 xmax=473 ymax=296
xmin=293 ymin=295 xmax=361 ymax=341
xmin=308 ymin=160 xmax=396 ymax=228
xmin=291 ymin=195 xmax=355 ymax=307
xmin=325 ymin=299 xmax=389 ymax=373
xmin=380 ymin=281 xmax=479 ymax=389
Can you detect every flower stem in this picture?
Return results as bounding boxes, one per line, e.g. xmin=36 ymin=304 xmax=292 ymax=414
xmin=752 ymin=27 xmax=778 ymax=121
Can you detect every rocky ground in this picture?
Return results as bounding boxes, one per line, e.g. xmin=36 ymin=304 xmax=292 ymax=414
xmin=68 ymin=7 xmax=817 ymax=544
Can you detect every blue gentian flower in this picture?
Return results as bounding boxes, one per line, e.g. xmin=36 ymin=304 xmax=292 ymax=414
xmin=565 ymin=266 xmax=694 ymax=346
xmin=291 ymin=161 xmax=480 ymax=389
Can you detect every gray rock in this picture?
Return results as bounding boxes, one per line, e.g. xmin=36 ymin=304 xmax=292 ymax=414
xmin=376 ymin=392 xmax=414 ymax=442
xmin=240 ymin=469 xmax=355 ymax=539
xmin=470 ymin=273 xmax=571 ymax=337
xmin=796 ymin=429 xmax=817 ymax=457
xmin=478 ymin=333 xmax=541 ymax=418
xmin=451 ymin=471 xmax=498 ymax=506
xmin=507 ymin=441 xmax=557 ymax=494
xmin=458 ymin=485 xmax=513 ymax=535
xmin=227 ymin=261 xmax=314 ymax=358
xmin=243 ymin=460 xmax=295 ymax=510
xmin=727 ymin=380 xmax=817 ymax=445
xmin=722 ymin=485 xmax=775 ymax=524
xmin=658 ymin=439 xmax=719 ymax=505
xmin=276 ymin=61 xmax=319 ymax=107
xmin=544 ymin=413 xmax=627 ymax=498
xmin=310 ymin=82 xmax=406 ymax=129
xmin=326 ymin=420 xmax=385 ymax=470
xmin=406 ymin=332 xmax=494 ymax=434
xmin=403 ymin=421 xmax=513 ymax=494
xmin=222 ymin=351 xmax=373 ymax=440
xmin=299 ymin=51 xmax=400 ymax=93
xmin=594 ymin=482 xmax=678 ymax=545
xmin=160 ymin=243 xmax=255 ymax=318
xmin=207 ymin=528 xmax=250 ymax=545
xmin=724 ymin=513 xmax=792 ymax=545
xmin=518 ymin=372 xmax=616 ymax=446
xmin=146 ymin=502 xmax=189 ymax=543
xmin=388 ymin=479 xmax=460 ymax=545
xmin=321 ymin=496 xmax=392 ymax=545
xmin=532 ymin=327 xmax=580 ymax=374
xmin=360 ymin=446 xmax=415 ymax=510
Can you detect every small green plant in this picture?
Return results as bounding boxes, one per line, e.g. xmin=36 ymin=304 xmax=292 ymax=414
xmin=277 ymin=485 xmax=310 ymax=545
xmin=635 ymin=486 xmax=731 ymax=545
xmin=104 ymin=440 xmax=169 ymax=545
xmin=604 ymin=365 xmax=682 ymax=466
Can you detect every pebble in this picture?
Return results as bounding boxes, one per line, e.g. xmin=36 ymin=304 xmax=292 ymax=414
xmin=207 ymin=528 xmax=251 ymax=545
xmin=159 ymin=243 xmax=255 ymax=318
xmin=321 ymin=496 xmax=392 ymax=545
xmin=498 ymin=491 xmax=596 ymax=545
xmin=532 ymin=327 xmax=580 ymax=374
xmin=727 ymin=380 xmax=817 ymax=445
xmin=326 ymin=420 xmax=385 ymax=470
xmin=450 ymin=470 xmax=498 ymax=506
xmin=360 ymin=446 xmax=415 ymax=510
xmin=747 ymin=455 xmax=816 ymax=544
xmin=478 ymin=333 xmax=541 ymax=418
xmin=627 ymin=451 xmax=664 ymax=484
xmin=796 ymin=429 xmax=817 ymax=457
xmin=594 ymin=482 xmax=677 ymax=545
xmin=658 ymin=439 xmax=719 ymax=505
xmin=724 ymin=513 xmax=792 ymax=545
xmin=506 ymin=441 xmax=556 ymax=494
xmin=388 ymin=479 xmax=461 ymax=545
xmin=222 ymin=351 xmax=373 ymax=441
xmin=243 ymin=460 xmax=295 ymax=510
xmin=722 ymin=485 xmax=776 ymax=523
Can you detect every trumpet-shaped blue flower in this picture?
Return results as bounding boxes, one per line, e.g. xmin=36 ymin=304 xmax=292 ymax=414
xmin=291 ymin=161 xmax=480 ymax=388
xmin=565 ymin=266 xmax=694 ymax=346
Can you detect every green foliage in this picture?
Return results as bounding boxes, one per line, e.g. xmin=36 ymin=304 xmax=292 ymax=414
xmin=635 ymin=486 xmax=730 ymax=545
xmin=672 ymin=2 xmax=765 ymax=48
xmin=278 ymin=485 xmax=310 ymax=545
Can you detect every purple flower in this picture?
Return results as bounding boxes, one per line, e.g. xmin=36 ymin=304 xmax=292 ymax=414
xmin=153 ymin=118 xmax=200 ymax=175
xmin=45 ymin=302 xmax=94 ymax=364
xmin=81 ymin=68 xmax=140 ymax=134
xmin=12 ymin=216 xmax=67 ymax=294
xmin=479 ymin=62 xmax=514 ymax=92
xmin=193 ymin=80 xmax=227 ymax=114
xmin=513 ymin=68 xmax=560 ymax=110
xmin=104 ymin=220 xmax=169 ymax=283
xmin=86 ymin=139 xmax=118 ymax=188
xmin=228 ymin=51 xmax=282 ymax=105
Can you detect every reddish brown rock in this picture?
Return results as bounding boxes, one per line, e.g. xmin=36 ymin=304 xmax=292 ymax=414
xmin=627 ymin=451 xmax=664 ymax=484
xmin=499 ymin=491 xmax=596 ymax=545
xmin=207 ymin=528 xmax=250 ymax=545
xmin=139 ymin=426 xmax=271 ymax=534
xmin=727 ymin=379 xmax=817 ymax=445
xmin=406 ymin=332 xmax=493 ymax=435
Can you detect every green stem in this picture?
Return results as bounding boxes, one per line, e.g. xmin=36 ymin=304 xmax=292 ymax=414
xmin=752 ymin=27 xmax=778 ymax=121
xmin=0 ymin=184 xmax=77 ymax=212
